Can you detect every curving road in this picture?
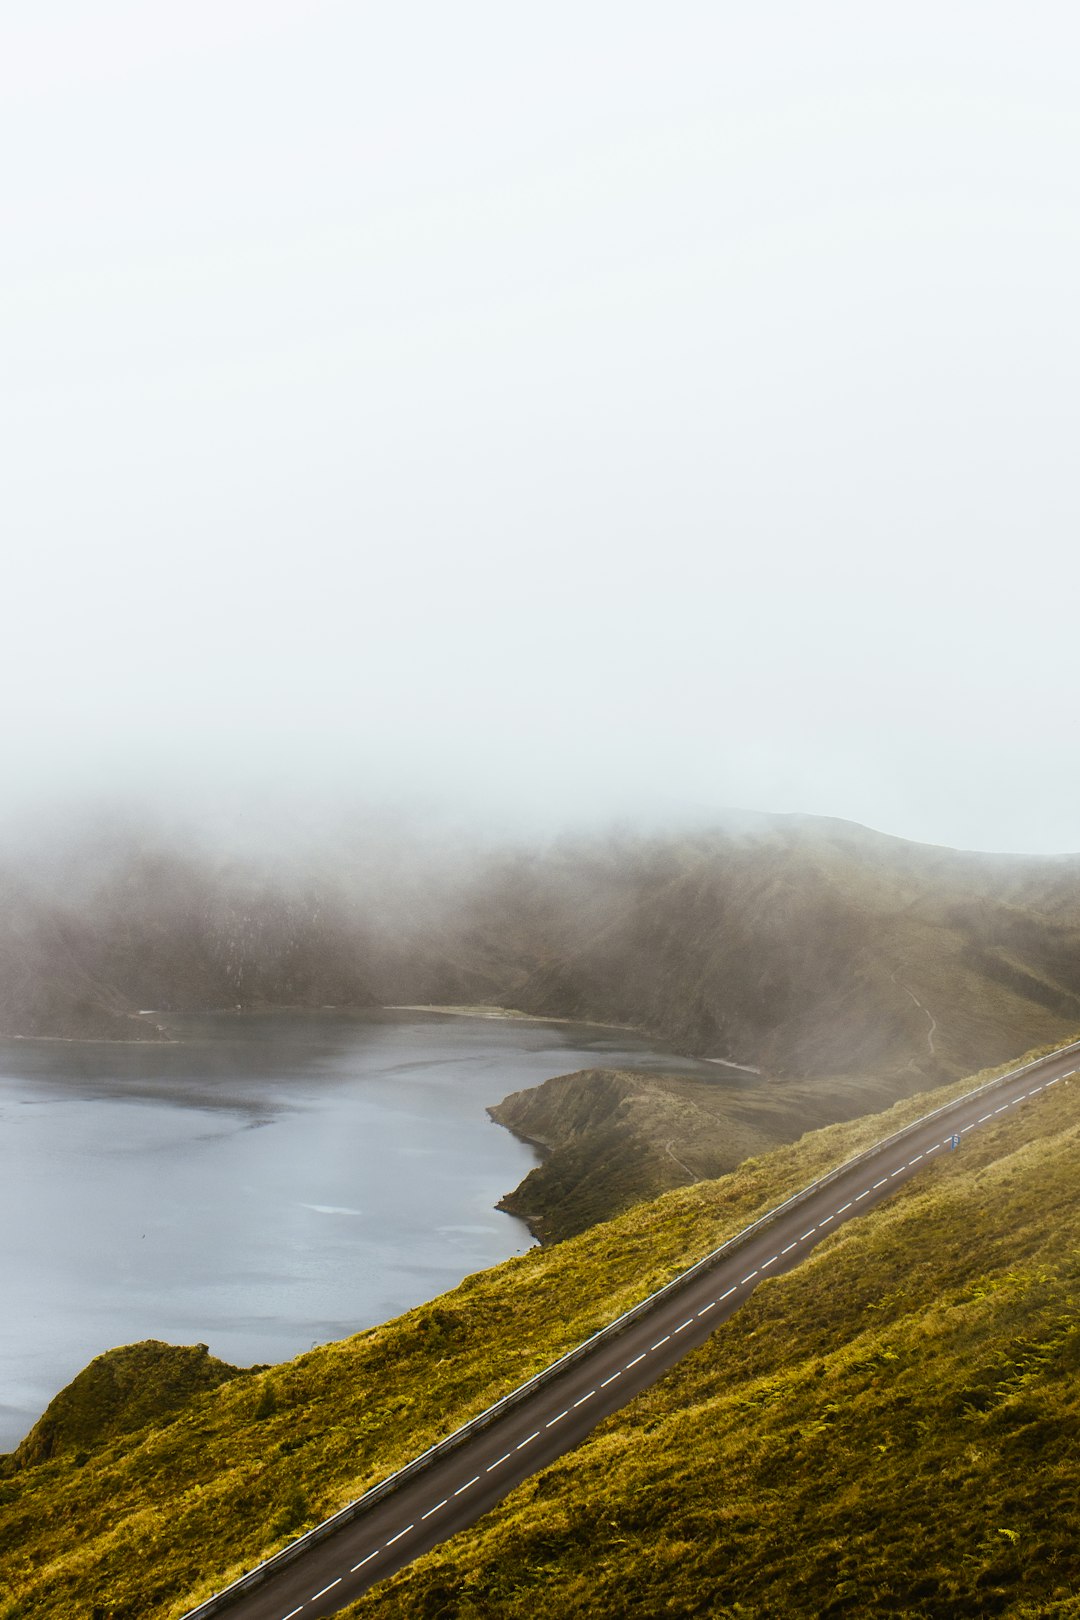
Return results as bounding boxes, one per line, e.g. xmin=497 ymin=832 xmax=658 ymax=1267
xmin=183 ymin=1043 xmax=1078 ymax=1620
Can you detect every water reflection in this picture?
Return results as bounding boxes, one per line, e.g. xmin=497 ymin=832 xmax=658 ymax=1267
xmin=0 ymin=1009 xmax=710 ymax=1451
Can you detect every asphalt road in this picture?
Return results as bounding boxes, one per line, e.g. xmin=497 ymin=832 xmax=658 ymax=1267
xmin=185 ymin=1044 xmax=1078 ymax=1620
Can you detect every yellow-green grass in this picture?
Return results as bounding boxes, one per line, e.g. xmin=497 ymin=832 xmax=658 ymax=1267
xmin=1 ymin=1045 xmax=1076 ymax=1618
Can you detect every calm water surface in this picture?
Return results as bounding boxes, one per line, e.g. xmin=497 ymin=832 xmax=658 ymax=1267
xmin=0 ymin=1009 xmax=708 ymax=1450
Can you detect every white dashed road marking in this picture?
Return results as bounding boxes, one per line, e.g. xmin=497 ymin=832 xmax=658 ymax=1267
xmin=230 ymin=1059 xmax=1078 ymax=1618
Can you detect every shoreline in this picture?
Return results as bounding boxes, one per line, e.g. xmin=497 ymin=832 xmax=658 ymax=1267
xmin=383 ymin=1003 xmax=643 ymax=1035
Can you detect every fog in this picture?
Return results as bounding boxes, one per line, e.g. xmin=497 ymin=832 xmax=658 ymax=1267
xmin=5 ymin=3 xmax=1080 ymax=854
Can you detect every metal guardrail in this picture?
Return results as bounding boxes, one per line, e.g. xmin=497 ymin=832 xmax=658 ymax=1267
xmin=180 ymin=1037 xmax=1080 ymax=1617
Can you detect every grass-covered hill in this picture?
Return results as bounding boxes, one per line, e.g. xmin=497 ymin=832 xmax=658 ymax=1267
xmin=2 ymin=1044 xmax=1078 ymax=1618
xmin=7 ymin=811 xmax=1080 ymax=1086
xmin=488 ymin=1058 xmax=945 ymax=1242
xmin=355 ymin=1062 xmax=1080 ymax=1620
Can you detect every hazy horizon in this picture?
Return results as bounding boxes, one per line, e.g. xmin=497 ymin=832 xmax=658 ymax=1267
xmin=6 ymin=3 xmax=1080 ymax=856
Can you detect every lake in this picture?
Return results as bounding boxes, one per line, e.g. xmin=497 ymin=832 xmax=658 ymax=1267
xmin=0 ymin=1008 xmax=710 ymax=1451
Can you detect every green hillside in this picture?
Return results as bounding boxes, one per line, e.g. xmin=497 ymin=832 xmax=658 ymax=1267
xmin=489 ymin=1060 xmax=948 ymax=1242
xmin=356 ymin=1067 xmax=1080 ymax=1618
xmin=2 ymin=1044 xmax=1077 ymax=1618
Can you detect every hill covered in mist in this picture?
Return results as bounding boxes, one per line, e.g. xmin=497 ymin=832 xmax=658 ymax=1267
xmin=4 ymin=812 xmax=1080 ymax=1082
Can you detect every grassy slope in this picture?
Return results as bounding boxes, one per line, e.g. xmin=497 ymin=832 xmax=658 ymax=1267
xmin=490 ymin=1062 xmax=949 ymax=1242
xmin=13 ymin=1342 xmax=242 ymax=1469
xmin=2 ymin=1046 xmax=1077 ymax=1618
xmin=353 ymin=1071 xmax=1080 ymax=1619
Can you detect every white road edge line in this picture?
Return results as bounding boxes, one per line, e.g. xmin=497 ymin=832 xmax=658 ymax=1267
xmin=184 ymin=1047 xmax=1079 ymax=1619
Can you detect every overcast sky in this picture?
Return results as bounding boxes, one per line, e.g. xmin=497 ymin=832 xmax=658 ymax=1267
xmin=4 ymin=2 xmax=1080 ymax=853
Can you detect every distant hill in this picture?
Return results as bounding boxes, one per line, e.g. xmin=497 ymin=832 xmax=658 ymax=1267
xmin=4 ymin=813 xmax=1080 ymax=1087
xmin=499 ymin=817 xmax=1080 ymax=1079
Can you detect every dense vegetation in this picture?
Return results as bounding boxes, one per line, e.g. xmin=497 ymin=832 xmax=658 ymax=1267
xmin=2 ymin=1045 xmax=1076 ymax=1618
